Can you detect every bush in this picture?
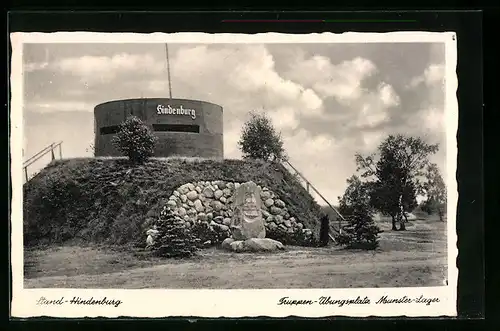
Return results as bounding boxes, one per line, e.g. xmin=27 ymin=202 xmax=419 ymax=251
xmin=336 ymin=176 xmax=381 ymax=250
xmin=335 ymin=215 xmax=381 ymax=250
xmin=151 ymin=207 xmax=200 ymax=258
xmin=112 ymin=116 xmax=158 ymax=164
xmin=238 ymin=111 xmax=287 ymax=162
xmin=266 ymin=227 xmax=318 ymax=247
xmin=190 ymin=222 xmax=230 ymax=248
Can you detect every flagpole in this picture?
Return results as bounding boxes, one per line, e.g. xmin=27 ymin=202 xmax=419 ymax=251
xmin=165 ymin=44 xmax=173 ymax=99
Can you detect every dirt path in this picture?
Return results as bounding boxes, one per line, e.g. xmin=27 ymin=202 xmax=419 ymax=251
xmin=24 ymin=244 xmax=447 ymax=289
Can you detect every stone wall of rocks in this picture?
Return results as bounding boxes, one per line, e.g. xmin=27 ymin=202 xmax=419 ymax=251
xmin=165 ymin=180 xmax=313 ymax=241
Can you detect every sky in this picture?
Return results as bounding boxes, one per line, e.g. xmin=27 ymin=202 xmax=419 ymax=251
xmin=21 ymin=41 xmax=447 ymax=204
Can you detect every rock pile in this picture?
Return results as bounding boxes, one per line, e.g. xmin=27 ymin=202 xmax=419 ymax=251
xmin=165 ymin=180 xmax=313 ymax=241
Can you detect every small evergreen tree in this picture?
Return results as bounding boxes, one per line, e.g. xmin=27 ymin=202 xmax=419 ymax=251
xmin=336 ymin=176 xmax=381 ymax=250
xmin=152 ymin=207 xmax=199 ymax=258
xmin=112 ymin=116 xmax=158 ymax=164
xmin=238 ymin=111 xmax=287 ymax=162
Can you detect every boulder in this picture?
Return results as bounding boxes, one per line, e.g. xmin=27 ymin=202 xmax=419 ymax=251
xmin=261 ymin=191 xmax=271 ymax=200
xmin=167 ymin=200 xmax=177 ymax=208
xmin=226 ymin=182 xmax=235 ymax=190
xmin=206 ymin=212 xmax=214 ymax=220
xmin=186 ymin=191 xmax=198 ymax=201
xmin=221 ymin=238 xmax=234 ymax=250
xmin=223 ymin=238 xmax=284 ymax=252
xmin=262 ymin=209 xmax=270 ymax=218
xmin=180 ymin=195 xmax=187 ymax=203
xmin=214 ymin=190 xmax=224 ymax=199
xmin=223 ymin=188 xmax=232 ymax=197
xmin=198 ymin=212 xmax=208 ymax=222
xmin=229 ymin=240 xmax=245 ymax=252
xmin=275 ymin=215 xmax=284 ymax=224
xmin=230 ymin=181 xmax=266 ymax=240
xmin=270 ymin=206 xmax=282 ymax=215
xmin=194 ymin=199 xmax=204 ymax=212
xmin=212 ymin=200 xmax=223 ymax=211
xmin=274 ymin=199 xmax=286 ymax=208
xmin=203 ymin=187 xmax=214 ymax=198
xmin=178 ymin=207 xmax=187 ymax=217
xmin=284 ymin=220 xmax=292 ymax=228
xmin=178 ymin=185 xmax=190 ymax=195
xmin=220 ymin=196 xmax=227 ymax=204
xmin=195 ymin=186 xmax=202 ymax=194
xmin=223 ymin=217 xmax=231 ymax=226
xmin=214 ymin=216 xmax=224 ymax=224
xmin=264 ymin=198 xmax=274 ymax=208
xmin=173 ymin=190 xmax=180 ymax=197
xmin=187 ymin=200 xmax=195 ymax=207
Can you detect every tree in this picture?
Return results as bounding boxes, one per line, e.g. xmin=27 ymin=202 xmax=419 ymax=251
xmin=238 ymin=111 xmax=287 ymax=162
xmin=152 ymin=207 xmax=200 ymax=258
xmin=336 ymin=175 xmax=381 ymax=250
xmin=422 ymin=163 xmax=447 ymax=221
xmin=356 ymin=135 xmax=439 ymax=231
xmin=112 ymin=116 xmax=158 ymax=164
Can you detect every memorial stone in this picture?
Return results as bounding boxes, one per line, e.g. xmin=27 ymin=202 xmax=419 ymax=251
xmin=230 ymin=181 xmax=266 ymax=240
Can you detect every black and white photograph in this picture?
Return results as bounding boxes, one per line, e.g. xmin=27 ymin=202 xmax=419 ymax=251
xmin=10 ymin=32 xmax=458 ymax=318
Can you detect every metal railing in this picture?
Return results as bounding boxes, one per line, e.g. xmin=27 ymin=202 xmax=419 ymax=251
xmin=23 ymin=141 xmax=63 ymax=183
xmin=282 ymin=159 xmax=346 ymax=242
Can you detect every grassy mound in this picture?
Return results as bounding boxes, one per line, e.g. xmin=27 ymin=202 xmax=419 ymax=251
xmin=23 ymin=157 xmax=324 ymax=248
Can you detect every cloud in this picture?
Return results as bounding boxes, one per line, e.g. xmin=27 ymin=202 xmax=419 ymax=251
xmin=20 ymin=43 xmax=448 ymax=204
xmin=170 ymin=44 xmax=324 ymax=120
xmin=26 ymin=53 xmax=165 ymax=84
xmin=24 ymin=61 xmax=49 ymax=72
xmin=25 ymin=100 xmax=94 ymax=112
xmin=282 ymin=53 xmax=399 ymax=130
xmin=409 ymin=63 xmax=445 ymax=88
xmin=284 ymin=55 xmax=377 ymax=102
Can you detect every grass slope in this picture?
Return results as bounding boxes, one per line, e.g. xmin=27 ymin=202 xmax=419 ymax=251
xmin=23 ymin=157 xmax=323 ymax=247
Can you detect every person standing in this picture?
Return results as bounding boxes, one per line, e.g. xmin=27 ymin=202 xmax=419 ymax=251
xmin=319 ymin=214 xmax=330 ymax=247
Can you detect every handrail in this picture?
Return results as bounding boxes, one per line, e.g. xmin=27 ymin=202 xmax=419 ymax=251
xmin=282 ymin=160 xmax=346 ymax=242
xmin=23 ymin=141 xmax=62 ymax=167
xmin=23 ymin=141 xmax=63 ymax=183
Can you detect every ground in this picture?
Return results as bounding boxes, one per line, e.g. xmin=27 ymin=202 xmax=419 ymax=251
xmin=24 ymin=218 xmax=447 ymax=289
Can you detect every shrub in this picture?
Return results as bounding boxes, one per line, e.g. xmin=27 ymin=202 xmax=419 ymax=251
xmin=190 ymin=222 xmax=230 ymax=248
xmin=266 ymin=227 xmax=318 ymax=247
xmin=151 ymin=207 xmax=200 ymax=258
xmin=238 ymin=111 xmax=287 ymax=162
xmin=335 ymin=176 xmax=381 ymax=250
xmin=112 ymin=116 xmax=158 ymax=164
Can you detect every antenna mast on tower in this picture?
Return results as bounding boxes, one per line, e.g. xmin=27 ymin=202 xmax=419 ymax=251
xmin=165 ymin=44 xmax=173 ymax=99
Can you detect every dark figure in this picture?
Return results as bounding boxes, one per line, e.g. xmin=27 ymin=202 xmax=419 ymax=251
xmin=319 ymin=214 xmax=330 ymax=247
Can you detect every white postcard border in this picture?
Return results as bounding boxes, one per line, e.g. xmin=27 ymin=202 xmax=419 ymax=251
xmin=10 ymin=31 xmax=458 ymax=318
